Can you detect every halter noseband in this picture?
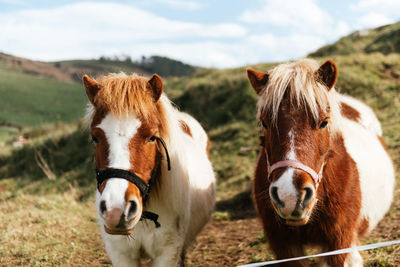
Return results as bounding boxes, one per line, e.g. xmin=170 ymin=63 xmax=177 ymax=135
xmin=267 ymin=159 xmax=323 ymax=188
xmin=95 ymin=136 xmax=171 ymax=228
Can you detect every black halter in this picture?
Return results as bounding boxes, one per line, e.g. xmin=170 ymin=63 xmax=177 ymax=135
xmin=95 ymin=137 xmax=171 ymax=228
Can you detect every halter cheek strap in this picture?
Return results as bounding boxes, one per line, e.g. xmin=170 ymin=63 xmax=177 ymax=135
xmin=268 ymin=160 xmax=323 ymax=188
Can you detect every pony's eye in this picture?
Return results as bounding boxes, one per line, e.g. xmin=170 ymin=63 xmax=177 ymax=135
xmin=91 ymin=136 xmax=99 ymax=144
xmin=261 ymin=120 xmax=268 ymax=130
xmin=148 ymin=136 xmax=157 ymax=143
xmin=319 ymin=120 xmax=328 ymax=129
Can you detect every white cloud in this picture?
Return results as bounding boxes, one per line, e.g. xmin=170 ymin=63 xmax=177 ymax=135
xmin=240 ymin=0 xmax=325 ymax=26
xmin=351 ymin=0 xmax=400 ymax=14
xmin=0 ymin=1 xmax=246 ymax=67
xmin=239 ymin=0 xmax=349 ymax=38
xmin=248 ymin=33 xmax=326 ymax=61
xmin=350 ymin=0 xmax=399 ymax=29
xmin=153 ymin=0 xmax=205 ymax=10
xmin=0 ymin=0 xmax=25 ymax=4
xmin=126 ymin=41 xmax=244 ymax=68
xmin=355 ymin=13 xmax=392 ymax=29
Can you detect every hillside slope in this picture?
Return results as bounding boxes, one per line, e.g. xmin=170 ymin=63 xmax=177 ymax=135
xmin=309 ymin=21 xmax=400 ymax=57
xmin=0 ymin=53 xmax=197 ymax=147
xmin=0 ymin=53 xmax=197 ymax=83
xmin=56 ymin=55 xmax=197 ymax=82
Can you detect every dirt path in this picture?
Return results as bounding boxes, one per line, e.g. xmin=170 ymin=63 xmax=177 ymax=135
xmin=186 ymin=218 xmax=271 ymax=266
xmin=185 ymin=208 xmax=400 ymax=266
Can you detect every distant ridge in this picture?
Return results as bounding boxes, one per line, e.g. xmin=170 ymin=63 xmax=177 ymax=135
xmin=0 ymin=53 xmax=197 ymax=82
xmin=309 ymin=21 xmax=400 ymax=57
xmin=55 ymin=55 xmax=197 ymax=81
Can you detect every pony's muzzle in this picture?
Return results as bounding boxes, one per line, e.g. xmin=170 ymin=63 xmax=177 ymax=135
xmin=270 ymin=184 xmax=316 ymax=223
xmin=100 ymin=199 xmax=141 ymax=235
xmin=103 ymin=207 xmax=124 ymax=228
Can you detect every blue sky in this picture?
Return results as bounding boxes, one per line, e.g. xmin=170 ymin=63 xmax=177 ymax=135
xmin=0 ymin=0 xmax=399 ymax=68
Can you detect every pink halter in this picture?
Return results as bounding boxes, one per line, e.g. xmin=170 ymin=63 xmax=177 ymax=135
xmin=267 ymin=159 xmax=323 ymax=188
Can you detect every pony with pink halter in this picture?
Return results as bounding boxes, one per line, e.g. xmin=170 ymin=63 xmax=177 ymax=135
xmin=248 ymin=58 xmax=394 ymax=266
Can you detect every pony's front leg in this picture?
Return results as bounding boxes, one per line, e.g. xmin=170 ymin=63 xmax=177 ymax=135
xmin=345 ymin=250 xmax=363 ymax=267
xmin=272 ymin=245 xmax=309 ymax=267
xmin=102 ymin=233 xmax=141 ymax=267
xmin=321 ymin=239 xmax=362 ymax=267
xmin=151 ymin=244 xmax=184 ymax=267
xmin=264 ymin=227 xmax=308 ymax=266
xmin=318 ymin=249 xmax=362 ymax=267
xmin=318 ymin=248 xmax=363 ymax=267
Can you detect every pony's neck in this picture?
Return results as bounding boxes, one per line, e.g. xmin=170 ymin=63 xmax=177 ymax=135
xmin=157 ymin=94 xmax=181 ymax=156
xmin=147 ymin=94 xmax=192 ymax=210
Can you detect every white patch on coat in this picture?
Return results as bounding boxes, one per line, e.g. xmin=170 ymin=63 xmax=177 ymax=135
xmin=339 ymin=94 xmax=382 ymax=136
xmin=340 ymin=116 xmax=394 ymax=232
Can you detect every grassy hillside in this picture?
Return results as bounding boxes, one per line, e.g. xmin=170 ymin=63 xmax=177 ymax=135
xmin=309 ymin=21 xmax=400 ymax=57
xmin=0 ymin=53 xmax=197 ymax=148
xmin=0 ymin=63 xmax=86 ymax=148
xmin=0 ymin=70 xmax=86 ymax=127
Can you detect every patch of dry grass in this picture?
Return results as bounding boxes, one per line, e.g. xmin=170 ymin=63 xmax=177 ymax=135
xmin=0 ymin=184 xmax=109 ymax=266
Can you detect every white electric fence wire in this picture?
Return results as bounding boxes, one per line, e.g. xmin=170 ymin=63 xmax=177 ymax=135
xmin=236 ymin=239 xmax=400 ymax=267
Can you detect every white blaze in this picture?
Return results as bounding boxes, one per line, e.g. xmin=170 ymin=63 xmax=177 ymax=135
xmin=96 ymin=114 xmax=142 ymax=211
xmin=98 ymin=113 xmax=142 ymax=169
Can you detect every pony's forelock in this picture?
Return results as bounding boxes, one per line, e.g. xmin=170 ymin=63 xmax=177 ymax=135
xmin=94 ymin=73 xmax=156 ymax=119
xmin=257 ymin=59 xmax=340 ymax=132
xmin=85 ymin=73 xmax=170 ymax=139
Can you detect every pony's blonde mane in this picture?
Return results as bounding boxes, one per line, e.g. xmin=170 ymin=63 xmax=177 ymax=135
xmin=257 ymin=58 xmax=340 ymax=131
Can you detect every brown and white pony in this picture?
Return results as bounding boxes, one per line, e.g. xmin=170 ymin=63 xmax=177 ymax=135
xmin=247 ymin=59 xmax=394 ymax=266
xmin=82 ymin=73 xmax=215 ymax=266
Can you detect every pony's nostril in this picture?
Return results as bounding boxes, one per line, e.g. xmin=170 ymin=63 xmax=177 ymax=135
xmin=127 ymin=200 xmax=138 ymax=219
xmin=270 ymin=186 xmax=284 ymax=207
xmin=100 ymin=200 xmax=107 ymax=214
xmin=302 ymin=186 xmax=315 ymax=206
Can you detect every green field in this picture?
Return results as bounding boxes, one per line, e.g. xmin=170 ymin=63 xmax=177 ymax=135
xmin=0 ymin=23 xmax=400 ymax=266
xmin=0 ymin=70 xmax=86 ymax=127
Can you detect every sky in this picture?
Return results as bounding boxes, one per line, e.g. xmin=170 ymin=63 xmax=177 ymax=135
xmin=0 ymin=0 xmax=399 ymax=68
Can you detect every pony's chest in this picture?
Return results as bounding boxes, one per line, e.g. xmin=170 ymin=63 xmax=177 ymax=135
xmin=130 ymin=219 xmax=182 ymax=251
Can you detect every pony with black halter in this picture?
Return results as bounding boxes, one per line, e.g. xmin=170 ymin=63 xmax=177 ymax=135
xmin=83 ymin=73 xmax=216 ymax=266
xmin=248 ymin=59 xmax=394 ymax=266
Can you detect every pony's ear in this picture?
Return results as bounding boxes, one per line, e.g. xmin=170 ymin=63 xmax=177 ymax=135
xmin=148 ymin=74 xmax=163 ymax=102
xmin=316 ymin=60 xmax=338 ymax=90
xmin=247 ymin=68 xmax=269 ymax=95
xmin=82 ymin=75 xmax=100 ymax=104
